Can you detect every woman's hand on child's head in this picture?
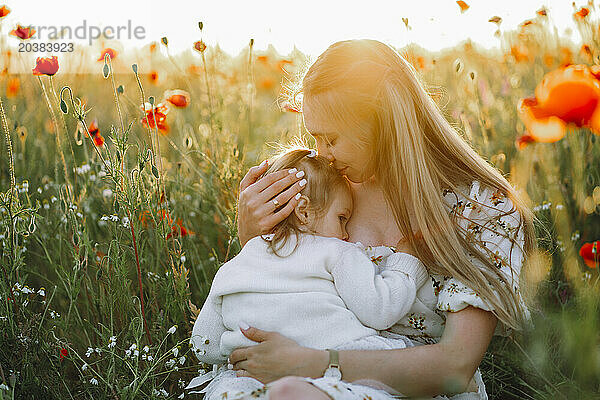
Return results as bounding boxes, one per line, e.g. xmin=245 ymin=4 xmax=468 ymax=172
xmin=237 ymin=161 xmax=308 ymax=247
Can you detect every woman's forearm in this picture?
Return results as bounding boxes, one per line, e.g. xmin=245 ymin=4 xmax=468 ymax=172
xmin=297 ymin=306 xmax=497 ymax=397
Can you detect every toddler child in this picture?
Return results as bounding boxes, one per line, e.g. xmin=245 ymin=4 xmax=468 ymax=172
xmin=187 ymin=148 xmax=430 ymax=400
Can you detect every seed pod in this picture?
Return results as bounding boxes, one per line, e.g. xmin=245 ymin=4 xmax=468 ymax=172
xmin=152 ymin=165 xmax=159 ymax=179
xmin=103 ymin=63 xmax=110 ymax=79
xmin=132 ymin=64 xmax=138 ymax=74
xmin=117 ymin=85 xmax=124 ymax=94
xmin=198 ymin=21 xmax=203 ymax=31
xmin=60 ymin=99 xmax=68 ymax=114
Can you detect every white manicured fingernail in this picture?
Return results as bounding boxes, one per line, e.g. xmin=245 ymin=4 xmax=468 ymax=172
xmin=299 ymin=179 xmax=307 ymax=187
xmin=295 ymin=193 xmax=301 ymax=200
xmin=288 ymin=168 xmax=297 ymax=174
xmin=239 ymin=320 xmax=250 ymax=330
xmin=296 ymin=171 xmax=305 ymax=178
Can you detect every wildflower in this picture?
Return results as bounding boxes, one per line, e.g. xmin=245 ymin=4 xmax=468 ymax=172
xmin=147 ymin=355 xmax=154 ymax=361
xmin=172 ymin=347 xmax=179 ymax=357
xmin=167 ymin=325 xmax=177 ymax=335
xmin=85 ymin=347 xmax=94 ymax=357
xmin=164 ymin=89 xmax=191 ymax=108
xmin=143 ymin=345 xmax=149 ymax=353
xmin=98 ymin=48 xmax=117 ymax=62
xmin=166 ymin=218 xmax=194 ymax=240
xmin=108 ymin=336 xmax=117 ymax=348
xmin=193 ymin=40 xmax=207 ymax=53
xmin=517 ymin=64 xmax=600 ymax=143
xmin=6 ymin=77 xmax=19 ymax=98
xmin=95 ymin=347 xmax=102 ymax=355
xmin=0 ymin=383 xmax=8 ymax=391
xmin=37 ymin=288 xmax=45 ymax=297
xmin=141 ymin=102 xmax=170 ymax=135
xmin=510 ymin=44 xmax=530 ymax=63
xmin=89 ymin=378 xmax=98 ymax=385
xmin=50 ymin=310 xmax=60 ymax=319
xmin=32 ymin=56 xmax=59 ymax=76
xmin=0 ymin=5 xmax=10 ymax=18
xmin=149 ymin=71 xmax=159 ymax=84
xmin=82 ymin=363 xmax=88 ymax=371
xmin=166 ymin=358 xmax=176 ymax=368
xmin=88 ymin=119 xmax=105 ymax=148
xmin=59 ymin=347 xmax=68 ymax=361
xmin=178 ymin=393 xmax=185 ymax=399
xmin=574 ymin=7 xmax=589 ymax=20
xmin=579 ymin=241 xmax=599 ymax=268
xmin=10 ymin=25 xmax=36 ymax=40
xmin=179 ymin=356 xmax=186 ymax=365
xmin=456 ymin=1 xmax=469 ymax=13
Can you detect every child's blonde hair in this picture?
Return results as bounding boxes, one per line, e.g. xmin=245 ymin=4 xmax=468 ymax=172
xmin=299 ymin=39 xmax=537 ymax=332
xmin=261 ymin=147 xmax=350 ymax=257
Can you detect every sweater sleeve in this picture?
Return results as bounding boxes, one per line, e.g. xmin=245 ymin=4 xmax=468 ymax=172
xmin=190 ymin=285 xmax=228 ymax=365
xmin=330 ymin=245 xmax=429 ymax=330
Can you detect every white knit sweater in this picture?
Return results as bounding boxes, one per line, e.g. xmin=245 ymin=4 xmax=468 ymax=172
xmin=190 ymin=233 xmax=429 ymax=365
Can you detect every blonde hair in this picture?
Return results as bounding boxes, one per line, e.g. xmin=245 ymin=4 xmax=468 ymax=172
xmin=261 ymin=147 xmax=350 ymax=257
xmin=299 ymin=39 xmax=537 ymax=331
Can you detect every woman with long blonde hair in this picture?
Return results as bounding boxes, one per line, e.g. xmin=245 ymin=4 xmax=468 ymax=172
xmin=214 ymin=39 xmax=534 ymax=399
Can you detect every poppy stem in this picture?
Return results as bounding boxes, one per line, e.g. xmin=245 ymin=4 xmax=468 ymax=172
xmin=37 ymin=77 xmax=73 ymax=203
xmin=127 ymin=207 xmax=152 ymax=345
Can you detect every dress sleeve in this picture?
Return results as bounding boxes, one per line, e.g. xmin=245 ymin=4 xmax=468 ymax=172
xmin=436 ymin=182 xmax=530 ymax=335
xmin=331 ymin=244 xmax=429 ymax=330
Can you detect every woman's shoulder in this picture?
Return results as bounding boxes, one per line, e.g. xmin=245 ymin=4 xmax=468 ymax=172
xmin=441 ymin=180 xmax=521 ymax=225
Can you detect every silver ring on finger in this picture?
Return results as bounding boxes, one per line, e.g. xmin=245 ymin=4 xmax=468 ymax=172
xmin=272 ymin=199 xmax=280 ymax=208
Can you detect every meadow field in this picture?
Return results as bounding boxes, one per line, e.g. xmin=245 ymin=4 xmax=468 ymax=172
xmin=0 ymin=3 xmax=599 ymax=399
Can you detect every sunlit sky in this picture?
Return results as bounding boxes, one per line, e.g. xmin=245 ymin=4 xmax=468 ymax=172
xmin=0 ymin=0 xmax=589 ymax=71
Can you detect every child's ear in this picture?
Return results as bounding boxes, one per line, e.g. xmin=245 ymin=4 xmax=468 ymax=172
xmin=293 ymin=195 xmax=311 ymax=225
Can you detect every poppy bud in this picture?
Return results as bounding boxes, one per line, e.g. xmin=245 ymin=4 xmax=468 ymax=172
xmin=60 ymin=99 xmax=68 ymax=114
xmin=152 ymin=165 xmax=159 ymax=179
xmin=102 ymin=63 xmax=110 ymax=79
xmin=198 ymin=21 xmax=203 ymax=31
xmin=132 ymin=64 xmax=138 ymax=74
xmin=161 ymin=37 xmax=168 ymax=46
xmin=117 ymin=85 xmax=124 ymax=94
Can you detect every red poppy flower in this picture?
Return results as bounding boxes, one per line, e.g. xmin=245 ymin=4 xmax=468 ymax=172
xmin=581 ymin=44 xmax=593 ymax=60
xmin=6 ymin=77 xmax=19 ymax=98
xmin=515 ymin=134 xmax=536 ymax=150
xmin=164 ymin=89 xmax=190 ymax=108
xmin=32 ymin=56 xmax=59 ymax=76
xmin=0 ymin=5 xmax=10 ymax=18
xmin=517 ymin=64 xmax=600 ymax=142
xmin=87 ymin=119 xmax=105 ymax=147
xmin=456 ymin=1 xmax=469 ymax=13
xmin=276 ymin=59 xmax=293 ymax=72
xmin=149 ymin=71 xmax=159 ymax=84
xmin=98 ymin=48 xmax=117 ymax=62
xmin=510 ymin=44 xmax=530 ymax=63
xmin=194 ymin=40 xmax=207 ymax=53
xmin=166 ymin=218 xmax=194 ymax=240
xmin=141 ymin=103 xmax=170 ymax=135
xmin=60 ymin=347 xmax=68 ymax=361
xmin=579 ymin=241 xmax=599 ymax=268
xmin=10 ymin=25 xmax=36 ymax=40
xmin=574 ymin=7 xmax=590 ymax=20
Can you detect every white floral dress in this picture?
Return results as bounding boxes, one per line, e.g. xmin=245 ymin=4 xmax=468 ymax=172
xmin=186 ymin=180 xmax=527 ymax=400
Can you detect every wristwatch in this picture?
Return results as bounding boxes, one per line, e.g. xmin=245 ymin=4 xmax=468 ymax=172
xmin=323 ymin=349 xmax=342 ymax=380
